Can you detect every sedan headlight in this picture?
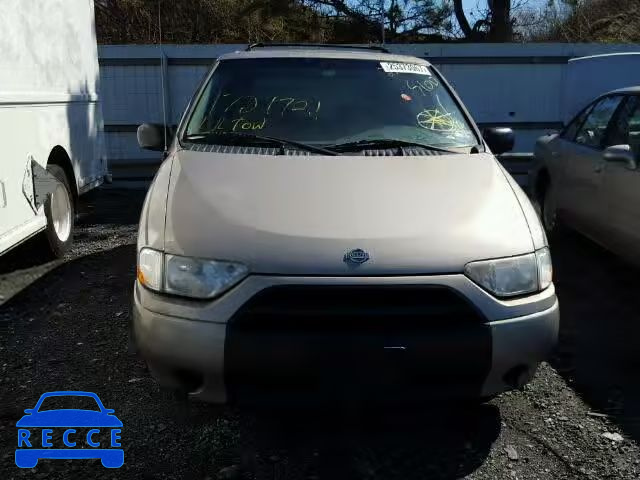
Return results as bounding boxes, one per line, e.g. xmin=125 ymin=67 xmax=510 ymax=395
xmin=465 ymin=247 xmax=552 ymax=298
xmin=137 ymin=248 xmax=248 ymax=299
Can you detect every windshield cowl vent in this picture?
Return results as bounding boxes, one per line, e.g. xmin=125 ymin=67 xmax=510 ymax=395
xmin=183 ymin=143 xmax=449 ymax=157
xmin=183 ymin=143 xmax=284 ymax=155
xmin=184 ymin=142 xmax=321 ymax=155
xmin=359 ymin=148 xmax=447 ymax=157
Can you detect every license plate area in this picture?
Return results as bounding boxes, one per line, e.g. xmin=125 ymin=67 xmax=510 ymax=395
xmin=225 ymin=285 xmax=491 ymax=403
xmin=225 ymin=317 xmax=492 ymax=403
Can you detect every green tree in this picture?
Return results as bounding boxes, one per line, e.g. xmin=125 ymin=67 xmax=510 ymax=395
xmin=301 ymin=1 xmax=453 ymax=42
xmin=95 ymin=0 xmax=331 ymax=44
xmin=536 ymin=0 xmax=640 ymax=42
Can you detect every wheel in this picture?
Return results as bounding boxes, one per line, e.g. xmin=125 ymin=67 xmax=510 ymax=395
xmin=41 ymin=164 xmax=74 ymax=258
xmin=541 ymin=183 xmax=558 ymax=235
xmin=532 ymin=180 xmax=558 ymax=237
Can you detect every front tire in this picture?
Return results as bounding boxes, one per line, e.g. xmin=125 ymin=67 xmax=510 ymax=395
xmin=41 ymin=164 xmax=74 ymax=258
xmin=533 ymin=180 xmax=558 ymax=237
xmin=541 ymin=183 xmax=558 ymax=235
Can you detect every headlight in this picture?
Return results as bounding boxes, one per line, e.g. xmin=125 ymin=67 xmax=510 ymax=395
xmin=465 ymin=247 xmax=552 ymax=298
xmin=137 ymin=248 xmax=248 ymax=299
xmin=164 ymin=254 xmax=248 ymax=299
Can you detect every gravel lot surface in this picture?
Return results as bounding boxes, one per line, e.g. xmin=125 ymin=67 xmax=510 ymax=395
xmin=1 ymin=187 xmax=640 ymax=479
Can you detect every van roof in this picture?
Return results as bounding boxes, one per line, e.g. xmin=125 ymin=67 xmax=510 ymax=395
xmin=218 ymin=47 xmax=431 ymax=66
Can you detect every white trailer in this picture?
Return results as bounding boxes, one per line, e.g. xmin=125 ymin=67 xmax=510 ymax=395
xmin=0 ymin=0 xmax=107 ymax=258
xmin=562 ymin=52 xmax=640 ymax=123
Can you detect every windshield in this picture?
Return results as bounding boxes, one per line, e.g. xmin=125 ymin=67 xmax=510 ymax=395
xmin=182 ymin=57 xmax=478 ymax=150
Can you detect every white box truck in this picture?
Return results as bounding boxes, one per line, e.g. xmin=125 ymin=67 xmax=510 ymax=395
xmin=562 ymin=52 xmax=640 ymax=123
xmin=0 ymin=0 xmax=107 ymax=258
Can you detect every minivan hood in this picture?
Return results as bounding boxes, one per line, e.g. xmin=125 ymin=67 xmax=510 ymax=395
xmin=164 ymin=150 xmax=534 ymax=275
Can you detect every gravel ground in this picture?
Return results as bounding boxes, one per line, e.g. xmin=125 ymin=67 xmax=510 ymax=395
xmin=1 ymin=187 xmax=640 ymax=479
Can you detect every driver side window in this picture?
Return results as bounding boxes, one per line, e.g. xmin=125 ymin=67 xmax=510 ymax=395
xmin=574 ymin=95 xmax=624 ymax=149
xmin=607 ymin=96 xmax=640 ymax=159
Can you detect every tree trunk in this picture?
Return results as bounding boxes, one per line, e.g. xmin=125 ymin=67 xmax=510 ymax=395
xmin=452 ymin=0 xmax=472 ymax=38
xmin=489 ymin=0 xmax=512 ymax=41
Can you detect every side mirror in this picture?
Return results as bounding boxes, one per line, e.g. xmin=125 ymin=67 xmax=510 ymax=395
xmin=482 ymin=127 xmax=515 ymax=155
xmin=603 ymin=144 xmax=637 ymax=170
xmin=24 ymin=409 xmax=34 ymax=414
xmin=137 ymin=123 xmax=168 ymax=151
xmin=104 ymin=409 xmax=115 ymax=414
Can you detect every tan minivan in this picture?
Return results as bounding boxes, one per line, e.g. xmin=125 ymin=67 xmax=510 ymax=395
xmin=132 ymin=45 xmax=558 ymax=405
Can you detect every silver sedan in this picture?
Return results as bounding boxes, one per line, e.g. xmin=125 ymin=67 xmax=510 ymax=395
xmin=532 ymin=87 xmax=640 ymax=265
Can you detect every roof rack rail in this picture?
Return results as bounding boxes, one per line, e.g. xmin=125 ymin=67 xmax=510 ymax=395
xmin=246 ymin=43 xmax=390 ymax=54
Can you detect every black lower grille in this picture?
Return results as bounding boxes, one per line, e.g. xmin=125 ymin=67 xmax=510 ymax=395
xmin=231 ymin=285 xmax=484 ymax=326
xmin=225 ymin=285 xmax=491 ymax=404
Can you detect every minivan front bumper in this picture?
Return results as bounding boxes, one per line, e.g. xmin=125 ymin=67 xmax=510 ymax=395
xmin=132 ymin=274 xmax=558 ymax=404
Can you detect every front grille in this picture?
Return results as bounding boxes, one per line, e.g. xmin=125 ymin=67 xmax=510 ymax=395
xmin=225 ymin=285 xmax=491 ymax=403
xmin=230 ymin=285 xmax=485 ymax=328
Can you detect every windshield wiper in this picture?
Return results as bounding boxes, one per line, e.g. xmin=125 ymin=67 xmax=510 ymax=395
xmin=324 ymin=139 xmax=459 ymax=155
xmin=183 ymin=131 xmax=337 ymax=156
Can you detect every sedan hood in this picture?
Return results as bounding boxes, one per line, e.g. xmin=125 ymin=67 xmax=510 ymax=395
xmin=164 ymin=150 xmax=534 ymax=275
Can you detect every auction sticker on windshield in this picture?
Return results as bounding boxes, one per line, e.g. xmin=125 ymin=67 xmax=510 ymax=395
xmin=380 ymin=62 xmax=431 ymax=75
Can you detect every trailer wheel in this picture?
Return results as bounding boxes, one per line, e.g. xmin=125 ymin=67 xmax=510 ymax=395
xmin=42 ymin=164 xmax=74 ymax=258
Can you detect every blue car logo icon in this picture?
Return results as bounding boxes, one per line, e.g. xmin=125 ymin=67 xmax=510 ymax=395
xmin=15 ymin=391 xmax=123 ymax=468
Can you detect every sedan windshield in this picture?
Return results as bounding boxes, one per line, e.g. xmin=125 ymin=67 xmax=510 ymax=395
xmin=182 ymin=57 xmax=479 ymax=150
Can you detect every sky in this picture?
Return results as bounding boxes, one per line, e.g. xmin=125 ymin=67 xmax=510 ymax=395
xmin=462 ymin=0 xmax=548 ymax=17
